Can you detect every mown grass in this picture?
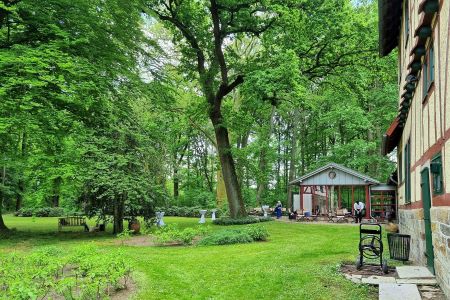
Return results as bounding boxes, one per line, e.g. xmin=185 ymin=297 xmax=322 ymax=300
xmin=0 ymin=215 xmax=378 ymax=299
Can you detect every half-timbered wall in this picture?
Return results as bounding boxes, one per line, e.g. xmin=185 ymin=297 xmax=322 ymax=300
xmin=396 ymin=0 xmax=450 ymax=296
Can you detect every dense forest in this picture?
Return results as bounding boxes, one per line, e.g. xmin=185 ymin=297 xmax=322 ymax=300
xmin=0 ymin=0 xmax=398 ymax=232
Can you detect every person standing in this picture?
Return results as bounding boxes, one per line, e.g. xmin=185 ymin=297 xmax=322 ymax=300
xmin=275 ymin=201 xmax=283 ymax=219
xmin=353 ymin=200 xmax=365 ymax=223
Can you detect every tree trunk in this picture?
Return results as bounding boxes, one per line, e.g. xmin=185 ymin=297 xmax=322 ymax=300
xmin=16 ymin=132 xmax=27 ymax=211
xmin=173 ymin=166 xmax=179 ymax=199
xmin=256 ymin=106 xmax=276 ymax=206
xmin=211 ymin=115 xmax=246 ymax=218
xmin=0 ymin=166 xmax=8 ymax=231
xmin=287 ymin=110 xmax=299 ymax=210
xmin=52 ymin=176 xmax=62 ymax=207
xmin=113 ymin=197 xmax=124 ymax=234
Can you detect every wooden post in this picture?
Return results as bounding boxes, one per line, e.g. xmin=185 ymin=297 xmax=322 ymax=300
xmin=325 ymin=185 xmax=329 ymax=213
xmin=351 ymin=186 xmax=355 ymax=214
xmin=338 ymin=186 xmax=342 ymax=209
xmin=300 ymin=186 xmax=304 ymax=210
xmin=365 ymin=185 xmax=370 ymax=219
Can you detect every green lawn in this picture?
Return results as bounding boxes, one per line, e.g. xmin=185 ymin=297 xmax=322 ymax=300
xmin=0 ymin=215 xmax=378 ymax=300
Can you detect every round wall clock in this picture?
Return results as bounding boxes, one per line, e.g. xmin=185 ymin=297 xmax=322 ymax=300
xmin=328 ymin=171 xmax=336 ymax=179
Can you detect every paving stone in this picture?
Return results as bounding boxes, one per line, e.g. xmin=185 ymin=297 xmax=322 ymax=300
xmin=351 ymin=274 xmax=363 ymax=279
xmin=420 ymin=285 xmax=442 ymax=292
xmin=396 ymin=266 xmax=435 ymax=279
xmin=396 ymin=278 xmax=438 ymax=285
xmin=361 ymin=276 xmax=396 ymax=285
xmin=379 ymin=284 xmax=421 ymax=300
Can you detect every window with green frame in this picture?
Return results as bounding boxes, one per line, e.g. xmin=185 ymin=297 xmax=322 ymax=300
xmin=431 ymin=153 xmax=443 ymax=195
xmin=423 ymin=44 xmax=435 ymax=99
xmin=404 ymin=139 xmax=411 ymax=203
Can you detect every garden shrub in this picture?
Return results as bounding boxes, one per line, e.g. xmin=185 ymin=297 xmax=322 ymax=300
xmin=198 ymin=229 xmax=253 ymax=246
xmin=198 ymin=225 xmax=270 ymax=246
xmin=14 ymin=207 xmax=67 ymax=217
xmin=213 ymin=216 xmax=273 ymax=226
xmin=153 ymin=225 xmax=210 ymax=245
xmin=245 ymin=226 xmax=269 ymax=241
xmin=13 ymin=207 xmax=34 ymax=217
xmin=0 ymin=245 xmax=132 ymax=300
xmin=155 ymin=206 xmax=223 ymax=218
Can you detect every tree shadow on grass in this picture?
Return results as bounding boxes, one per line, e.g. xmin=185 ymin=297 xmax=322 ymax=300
xmin=0 ymin=229 xmax=116 ymax=248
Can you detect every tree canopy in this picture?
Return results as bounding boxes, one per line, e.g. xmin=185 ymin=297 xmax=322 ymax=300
xmin=0 ymin=0 xmax=398 ymax=231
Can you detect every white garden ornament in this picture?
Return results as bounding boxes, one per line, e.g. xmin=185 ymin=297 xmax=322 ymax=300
xmin=199 ymin=210 xmax=207 ymax=224
xmin=211 ymin=209 xmax=217 ymax=221
xmin=156 ymin=211 xmax=165 ymax=227
xmin=262 ymin=205 xmax=269 ymax=217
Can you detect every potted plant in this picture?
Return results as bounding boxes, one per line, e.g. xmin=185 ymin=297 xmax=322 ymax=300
xmin=129 ymin=217 xmax=140 ymax=234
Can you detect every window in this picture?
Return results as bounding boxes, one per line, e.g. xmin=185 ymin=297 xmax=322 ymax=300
xmin=430 ymin=46 xmax=435 ymax=83
xmin=405 ymin=0 xmax=410 ymax=47
xmin=431 ymin=153 xmax=443 ymax=195
xmin=423 ymin=44 xmax=435 ymax=99
xmin=404 ymin=139 xmax=411 ymax=203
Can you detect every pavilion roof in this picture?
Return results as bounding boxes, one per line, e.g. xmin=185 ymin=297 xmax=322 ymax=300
xmin=289 ymin=163 xmax=380 ymax=186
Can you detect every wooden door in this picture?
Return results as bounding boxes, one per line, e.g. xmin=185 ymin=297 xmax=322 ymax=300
xmin=421 ymin=167 xmax=435 ymax=274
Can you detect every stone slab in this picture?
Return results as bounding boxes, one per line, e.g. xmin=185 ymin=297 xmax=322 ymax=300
xmin=361 ymin=276 xmax=396 ymax=285
xmin=396 ymin=278 xmax=438 ymax=285
xmin=379 ymin=284 xmax=421 ymax=300
xmin=396 ymin=266 xmax=435 ymax=279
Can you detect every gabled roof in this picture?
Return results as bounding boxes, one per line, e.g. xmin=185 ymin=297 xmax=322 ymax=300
xmin=378 ymin=0 xmax=402 ymax=56
xmin=289 ymin=163 xmax=380 ymax=186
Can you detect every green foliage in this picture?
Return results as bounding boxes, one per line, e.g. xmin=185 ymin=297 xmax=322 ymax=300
xmin=153 ymin=224 xmax=210 ymax=245
xmin=0 ymin=244 xmax=132 ymax=300
xmin=14 ymin=207 xmax=72 ymax=217
xmin=156 ymin=206 xmax=223 ymax=218
xmin=245 ymin=226 xmax=269 ymax=241
xmin=198 ymin=226 xmax=269 ymax=246
xmin=213 ymin=216 xmax=273 ymax=226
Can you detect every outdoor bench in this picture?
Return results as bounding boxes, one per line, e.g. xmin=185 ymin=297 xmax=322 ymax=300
xmin=58 ymin=216 xmax=89 ymax=232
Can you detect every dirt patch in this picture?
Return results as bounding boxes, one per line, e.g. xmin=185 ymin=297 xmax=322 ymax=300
xmin=341 ymin=263 xmax=397 ymax=277
xmin=111 ymin=278 xmax=137 ymax=300
xmin=114 ymin=235 xmax=157 ymax=247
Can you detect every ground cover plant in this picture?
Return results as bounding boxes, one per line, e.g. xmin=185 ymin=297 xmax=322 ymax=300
xmin=0 ymin=215 xmax=379 ymax=299
xmin=0 ymin=244 xmax=132 ymax=300
xmin=198 ymin=226 xmax=269 ymax=246
xmin=213 ymin=216 xmax=273 ymax=226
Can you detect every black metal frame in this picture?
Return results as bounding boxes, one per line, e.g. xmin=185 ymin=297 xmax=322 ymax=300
xmin=357 ymin=223 xmax=388 ymax=273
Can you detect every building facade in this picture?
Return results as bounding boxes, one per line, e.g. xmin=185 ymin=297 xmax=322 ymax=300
xmin=379 ymin=0 xmax=450 ymax=297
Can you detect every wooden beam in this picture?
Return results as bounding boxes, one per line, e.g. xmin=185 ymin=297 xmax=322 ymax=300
xmin=300 ymin=186 xmax=304 ymax=210
xmin=351 ymin=186 xmax=355 ymax=214
xmin=365 ymin=185 xmax=370 ymax=219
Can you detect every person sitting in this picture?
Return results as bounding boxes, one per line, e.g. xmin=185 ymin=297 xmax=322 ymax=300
xmin=288 ymin=209 xmax=298 ymax=220
xmin=353 ymin=200 xmax=365 ymax=223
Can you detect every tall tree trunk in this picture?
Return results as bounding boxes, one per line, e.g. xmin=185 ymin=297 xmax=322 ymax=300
xmin=113 ymin=197 xmax=124 ymax=234
xmin=16 ymin=132 xmax=27 ymax=211
xmin=173 ymin=166 xmax=179 ymax=199
xmin=287 ymin=110 xmax=299 ymax=210
xmin=211 ymin=114 xmax=246 ymax=218
xmin=0 ymin=166 xmax=8 ymax=231
xmin=256 ymin=106 xmax=276 ymax=205
xmin=52 ymin=176 xmax=62 ymax=207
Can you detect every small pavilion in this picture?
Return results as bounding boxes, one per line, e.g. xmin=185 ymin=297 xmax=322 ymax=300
xmin=289 ymin=163 xmax=396 ymax=220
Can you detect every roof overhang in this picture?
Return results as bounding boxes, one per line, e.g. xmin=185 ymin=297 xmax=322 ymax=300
xmin=381 ymin=117 xmax=403 ymax=155
xmin=289 ymin=163 xmax=380 ymax=186
xmin=378 ymin=0 xmax=402 ymax=57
